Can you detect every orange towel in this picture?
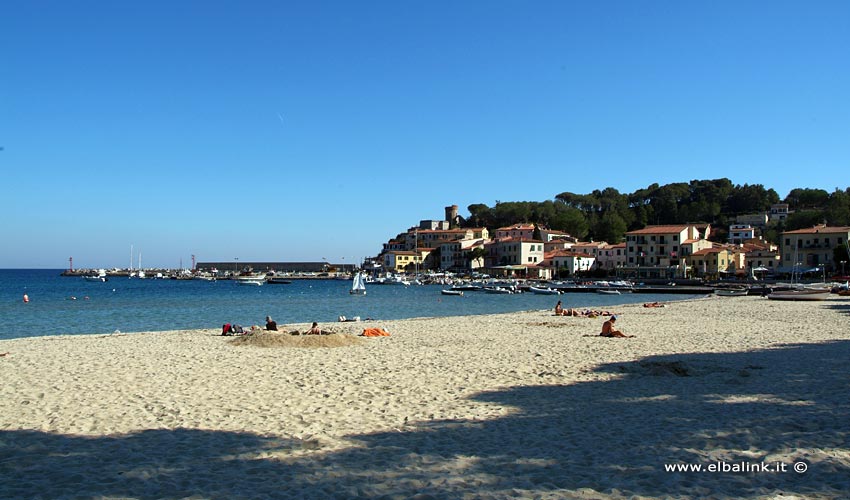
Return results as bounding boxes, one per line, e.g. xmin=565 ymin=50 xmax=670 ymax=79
xmin=361 ymin=328 xmax=391 ymax=337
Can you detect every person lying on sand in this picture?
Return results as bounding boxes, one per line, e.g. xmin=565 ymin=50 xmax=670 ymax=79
xmin=600 ymin=316 xmax=634 ymax=338
xmin=643 ymin=302 xmax=665 ymax=308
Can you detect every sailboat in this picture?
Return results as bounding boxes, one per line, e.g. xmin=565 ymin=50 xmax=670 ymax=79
xmin=350 ymin=272 xmax=367 ymax=295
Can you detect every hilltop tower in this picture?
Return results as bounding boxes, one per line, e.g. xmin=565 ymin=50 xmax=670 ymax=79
xmin=445 ymin=205 xmax=459 ymax=227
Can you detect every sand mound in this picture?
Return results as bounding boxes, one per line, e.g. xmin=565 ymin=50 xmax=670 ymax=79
xmin=228 ymin=332 xmax=364 ymax=349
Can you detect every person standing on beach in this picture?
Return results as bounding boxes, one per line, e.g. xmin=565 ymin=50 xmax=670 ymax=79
xmin=600 ymin=315 xmax=634 ymax=338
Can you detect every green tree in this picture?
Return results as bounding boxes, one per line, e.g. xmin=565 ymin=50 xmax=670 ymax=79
xmin=785 ymin=188 xmax=830 ymax=210
xmin=593 ymin=212 xmax=628 ymax=243
xmin=824 ymin=188 xmax=850 ymax=226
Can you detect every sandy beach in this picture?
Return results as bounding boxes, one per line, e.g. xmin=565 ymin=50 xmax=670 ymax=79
xmin=1 ymin=295 xmax=849 ymax=499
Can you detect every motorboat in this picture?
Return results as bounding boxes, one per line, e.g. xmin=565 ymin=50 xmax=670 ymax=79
xmin=714 ymin=287 xmax=749 ymax=297
xmin=441 ymin=289 xmax=464 ymax=296
xmin=234 ymin=275 xmax=266 ymax=286
xmin=82 ymin=270 xmax=108 ymax=282
xmin=484 ymin=287 xmax=515 ymax=294
xmin=596 ymin=289 xmax=621 ymax=295
xmin=529 ymin=286 xmax=561 ymax=295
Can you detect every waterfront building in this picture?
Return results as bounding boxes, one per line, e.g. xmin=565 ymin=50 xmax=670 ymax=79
xmin=623 ymin=224 xmax=712 ymax=278
xmin=743 ymin=241 xmax=781 ymax=274
xmin=545 ymin=249 xmax=595 ymax=277
xmin=689 ymin=247 xmax=736 ymax=278
xmin=779 ymin=225 xmax=850 ymax=273
xmin=485 ymin=238 xmax=545 ymax=267
xmin=382 ymin=251 xmax=422 ymax=273
xmin=439 ymin=239 xmax=487 ymax=272
xmin=596 ymin=243 xmax=627 ymax=271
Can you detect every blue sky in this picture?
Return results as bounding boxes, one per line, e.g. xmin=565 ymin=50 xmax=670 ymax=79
xmin=2 ymin=1 xmax=848 ymax=269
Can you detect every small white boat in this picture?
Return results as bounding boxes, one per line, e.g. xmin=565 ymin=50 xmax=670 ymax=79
xmin=714 ymin=288 xmax=749 ymax=297
xmin=596 ymin=289 xmax=621 ymax=295
xmin=767 ymin=289 xmax=831 ymax=301
xmin=529 ymin=286 xmax=561 ymax=295
xmin=441 ymin=289 xmax=464 ymax=296
xmin=350 ymin=272 xmax=367 ymax=295
xmin=234 ymin=275 xmax=266 ymax=286
xmin=83 ymin=270 xmax=108 ymax=282
xmin=484 ymin=287 xmax=514 ymax=294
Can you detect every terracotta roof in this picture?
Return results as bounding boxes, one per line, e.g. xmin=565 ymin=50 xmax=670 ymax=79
xmin=497 ymin=224 xmax=535 ymax=231
xmin=690 ymin=248 xmax=724 ymax=256
xmin=783 ymin=225 xmax=850 ymax=235
xmin=415 ymin=228 xmax=471 ymax=234
xmin=546 ymin=249 xmax=593 ymax=258
xmin=626 ymin=225 xmax=690 ymax=235
xmin=572 ymin=242 xmax=608 ymax=248
xmin=494 ymin=237 xmax=544 ymax=244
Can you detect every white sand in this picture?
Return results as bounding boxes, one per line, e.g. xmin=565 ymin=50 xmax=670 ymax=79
xmin=1 ymin=295 xmax=849 ymax=499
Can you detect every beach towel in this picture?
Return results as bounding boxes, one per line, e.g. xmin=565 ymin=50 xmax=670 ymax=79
xmin=361 ymin=328 xmax=390 ymax=337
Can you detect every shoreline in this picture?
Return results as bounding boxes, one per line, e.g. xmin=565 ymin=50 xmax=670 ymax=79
xmin=2 ymin=296 xmax=849 ymax=498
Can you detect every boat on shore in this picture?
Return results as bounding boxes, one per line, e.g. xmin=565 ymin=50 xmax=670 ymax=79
xmin=767 ymin=288 xmax=831 ymax=301
xmin=714 ymin=287 xmax=749 ymax=297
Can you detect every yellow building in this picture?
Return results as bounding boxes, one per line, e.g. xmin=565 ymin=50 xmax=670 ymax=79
xmin=382 ymin=251 xmax=422 ymax=273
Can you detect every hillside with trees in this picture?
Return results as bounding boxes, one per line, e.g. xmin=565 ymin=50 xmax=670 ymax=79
xmin=460 ymin=179 xmax=850 ymax=245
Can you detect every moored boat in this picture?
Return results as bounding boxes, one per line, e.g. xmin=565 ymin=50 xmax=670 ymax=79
xmin=596 ymin=289 xmax=621 ymax=295
xmin=441 ymin=289 xmax=464 ymax=296
xmin=529 ymin=286 xmax=561 ymax=295
xmin=767 ymin=289 xmax=831 ymax=301
xmin=714 ymin=287 xmax=749 ymax=297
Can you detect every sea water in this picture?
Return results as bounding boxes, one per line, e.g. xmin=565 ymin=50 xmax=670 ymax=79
xmin=0 ymin=269 xmax=704 ymax=340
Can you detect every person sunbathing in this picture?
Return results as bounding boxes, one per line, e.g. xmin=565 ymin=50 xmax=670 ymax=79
xmin=554 ymin=300 xmax=565 ymax=315
xmin=265 ymin=316 xmax=278 ymax=331
xmin=600 ymin=316 xmax=634 ymax=338
xmin=305 ymin=322 xmax=322 ymax=335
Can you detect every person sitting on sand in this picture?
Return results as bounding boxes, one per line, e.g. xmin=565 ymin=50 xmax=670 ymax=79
xmin=265 ymin=316 xmax=278 ymax=331
xmin=600 ymin=315 xmax=634 ymax=338
xmin=305 ymin=322 xmax=322 ymax=335
xmin=554 ymin=300 xmax=565 ymax=316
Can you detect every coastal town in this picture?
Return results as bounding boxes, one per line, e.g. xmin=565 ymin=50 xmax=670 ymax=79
xmin=64 ymin=203 xmax=850 ymax=286
xmin=369 ymin=203 xmax=849 ymax=282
